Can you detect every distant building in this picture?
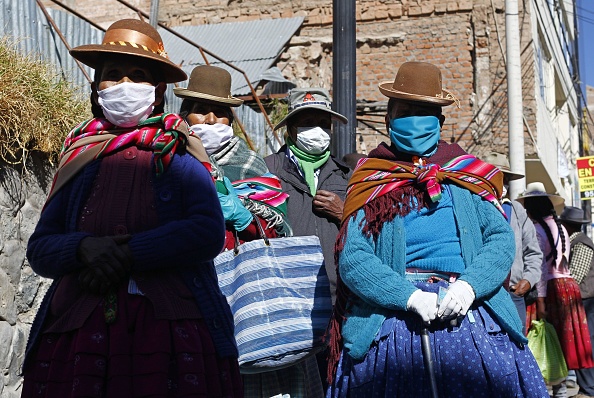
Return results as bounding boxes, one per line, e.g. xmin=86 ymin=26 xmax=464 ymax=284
xmin=15 ymin=0 xmax=588 ymax=202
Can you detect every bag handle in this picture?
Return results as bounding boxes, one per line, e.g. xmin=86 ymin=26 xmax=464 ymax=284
xmin=232 ymin=216 xmax=270 ymax=256
xmin=253 ymin=216 xmax=270 ymax=246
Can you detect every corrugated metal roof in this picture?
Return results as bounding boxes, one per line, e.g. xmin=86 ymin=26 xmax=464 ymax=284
xmin=160 ymin=17 xmax=303 ymax=134
xmin=1 ymin=0 xmax=300 ymax=155
xmin=161 ymin=17 xmax=303 ymax=97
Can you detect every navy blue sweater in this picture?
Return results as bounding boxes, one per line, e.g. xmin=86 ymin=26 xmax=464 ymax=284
xmin=24 ymin=151 xmax=237 ymax=369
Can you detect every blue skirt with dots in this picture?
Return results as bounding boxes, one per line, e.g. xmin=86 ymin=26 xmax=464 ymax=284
xmin=327 ymin=282 xmax=549 ymax=398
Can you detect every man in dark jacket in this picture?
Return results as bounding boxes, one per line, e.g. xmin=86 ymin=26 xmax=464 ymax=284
xmin=265 ymin=87 xmax=351 ymax=303
xmin=265 ymin=87 xmax=351 ymax=390
xmin=560 ymin=206 xmax=594 ymax=398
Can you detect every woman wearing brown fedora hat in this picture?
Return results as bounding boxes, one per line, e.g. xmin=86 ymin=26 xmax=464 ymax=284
xmin=22 ymin=19 xmax=242 ymax=397
xmin=175 ymin=65 xmax=291 ymax=247
xmin=520 ymin=186 xmax=594 ymax=397
xmin=326 ymin=62 xmax=548 ymax=397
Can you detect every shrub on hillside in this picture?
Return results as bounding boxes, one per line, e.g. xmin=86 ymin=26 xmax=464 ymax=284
xmin=0 ymin=37 xmax=90 ymax=165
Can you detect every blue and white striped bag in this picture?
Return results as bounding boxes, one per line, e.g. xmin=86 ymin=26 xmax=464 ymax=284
xmin=214 ymin=234 xmax=332 ymax=373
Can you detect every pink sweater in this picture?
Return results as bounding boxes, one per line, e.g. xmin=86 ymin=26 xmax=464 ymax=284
xmin=534 ymin=215 xmax=571 ymax=297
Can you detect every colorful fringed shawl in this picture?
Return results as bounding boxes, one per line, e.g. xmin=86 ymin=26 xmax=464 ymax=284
xmin=46 ymin=113 xmax=210 ymax=203
xmin=327 ymin=141 xmax=505 ymax=383
xmin=342 ymin=153 xmax=504 ymax=223
xmin=231 ymin=173 xmax=289 ymax=216
xmin=231 ymin=173 xmax=292 ymax=235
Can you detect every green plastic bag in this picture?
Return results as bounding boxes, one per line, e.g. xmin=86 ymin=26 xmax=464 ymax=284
xmin=527 ymin=319 xmax=568 ymax=384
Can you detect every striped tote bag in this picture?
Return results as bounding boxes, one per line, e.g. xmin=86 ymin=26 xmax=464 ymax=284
xmin=214 ymin=229 xmax=332 ymax=373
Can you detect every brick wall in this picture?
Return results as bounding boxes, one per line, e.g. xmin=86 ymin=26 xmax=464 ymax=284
xmin=159 ymin=0 xmax=538 ymax=157
xmin=41 ymin=0 xmax=539 ymax=158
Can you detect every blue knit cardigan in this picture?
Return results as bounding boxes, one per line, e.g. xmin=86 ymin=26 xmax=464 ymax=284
xmin=339 ymin=183 xmax=525 ymax=361
xmin=25 ymin=152 xmax=238 ymax=368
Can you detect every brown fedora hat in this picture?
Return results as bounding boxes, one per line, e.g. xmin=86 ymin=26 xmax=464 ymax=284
xmin=70 ymin=19 xmax=186 ymax=83
xmin=173 ymin=65 xmax=243 ymax=107
xmin=378 ymin=62 xmax=456 ymax=106
xmin=483 ymin=152 xmax=524 ymax=181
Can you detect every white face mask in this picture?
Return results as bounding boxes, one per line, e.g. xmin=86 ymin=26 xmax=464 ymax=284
xmin=295 ymin=126 xmax=331 ymax=155
xmin=97 ymin=82 xmax=155 ymax=128
xmin=189 ymin=123 xmax=234 ymax=155
xmin=502 ymin=184 xmax=509 ymax=198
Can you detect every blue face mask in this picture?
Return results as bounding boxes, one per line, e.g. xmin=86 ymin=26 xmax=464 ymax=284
xmin=389 ymin=115 xmax=441 ymax=157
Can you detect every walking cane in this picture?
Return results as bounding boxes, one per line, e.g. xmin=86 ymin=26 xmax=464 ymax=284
xmin=420 ymin=286 xmax=452 ymax=398
xmin=420 ymin=326 xmax=439 ymax=398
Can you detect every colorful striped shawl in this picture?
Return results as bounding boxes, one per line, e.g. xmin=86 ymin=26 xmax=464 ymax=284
xmin=46 ymin=113 xmax=210 ymax=203
xmin=342 ymin=154 xmax=504 ymax=223
xmin=231 ymin=173 xmax=289 ymax=216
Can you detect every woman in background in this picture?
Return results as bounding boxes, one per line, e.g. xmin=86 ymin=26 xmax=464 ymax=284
xmin=519 ymin=182 xmax=594 ymax=398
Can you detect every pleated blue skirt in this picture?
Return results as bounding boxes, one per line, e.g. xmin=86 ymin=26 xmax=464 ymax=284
xmin=327 ymin=282 xmax=549 ymax=398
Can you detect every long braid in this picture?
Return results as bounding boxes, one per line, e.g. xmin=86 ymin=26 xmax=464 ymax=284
xmin=553 ymin=210 xmax=567 ymax=263
xmin=536 ymin=218 xmax=558 ymax=262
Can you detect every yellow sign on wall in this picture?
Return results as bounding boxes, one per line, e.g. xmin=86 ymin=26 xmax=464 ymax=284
xmin=577 ymin=156 xmax=594 ymax=199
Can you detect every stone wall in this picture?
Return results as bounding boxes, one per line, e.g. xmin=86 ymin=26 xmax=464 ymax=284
xmin=0 ymin=162 xmax=53 ymax=397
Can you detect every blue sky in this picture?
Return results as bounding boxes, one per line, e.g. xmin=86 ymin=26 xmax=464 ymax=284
xmin=578 ymin=0 xmax=594 ymax=90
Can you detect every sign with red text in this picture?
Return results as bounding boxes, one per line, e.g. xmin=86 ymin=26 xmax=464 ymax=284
xmin=577 ymin=156 xmax=594 ymax=200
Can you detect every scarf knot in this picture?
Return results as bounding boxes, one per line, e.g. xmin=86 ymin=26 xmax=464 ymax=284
xmin=413 ymin=163 xmax=443 ymax=202
xmin=286 ymin=137 xmax=330 ymax=196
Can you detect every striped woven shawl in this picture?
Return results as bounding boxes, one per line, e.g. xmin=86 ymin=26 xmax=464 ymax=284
xmin=342 ymin=154 xmax=505 ymax=223
xmin=46 ymin=113 xmax=209 ymax=203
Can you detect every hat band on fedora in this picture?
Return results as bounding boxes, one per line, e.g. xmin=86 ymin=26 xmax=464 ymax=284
xmin=442 ymin=89 xmax=460 ymax=108
xmin=102 ymin=29 xmax=168 ymax=59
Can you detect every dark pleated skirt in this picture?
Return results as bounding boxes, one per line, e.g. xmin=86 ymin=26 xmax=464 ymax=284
xmin=526 ymin=277 xmax=594 ymax=370
xmin=22 ymin=288 xmax=243 ymax=398
xmin=328 ymin=281 xmax=548 ymax=398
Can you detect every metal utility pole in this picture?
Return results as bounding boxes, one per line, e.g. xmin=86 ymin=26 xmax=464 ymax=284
xmin=332 ymin=0 xmax=357 ymax=159
xmin=505 ymin=0 xmax=526 ymax=199
xmin=149 ymin=0 xmax=160 ymax=28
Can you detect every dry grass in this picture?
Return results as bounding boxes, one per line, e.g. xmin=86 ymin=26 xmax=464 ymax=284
xmin=0 ymin=37 xmax=90 ymax=165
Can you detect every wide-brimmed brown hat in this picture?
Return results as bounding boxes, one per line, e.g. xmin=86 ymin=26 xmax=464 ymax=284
xmin=559 ymin=206 xmax=590 ymax=225
xmin=483 ymin=152 xmax=524 ymax=181
xmin=70 ymin=19 xmax=186 ymax=83
xmin=173 ymin=65 xmax=243 ymax=107
xmin=378 ymin=62 xmax=456 ymax=106
xmin=515 ymin=182 xmax=565 ymax=207
xmin=273 ymin=88 xmax=348 ymax=131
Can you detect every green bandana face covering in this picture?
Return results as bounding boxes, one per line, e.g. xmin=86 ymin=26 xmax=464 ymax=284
xmin=389 ymin=115 xmax=440 ymax=157
xmin=287 ymin=136 xmax=330 ymax=195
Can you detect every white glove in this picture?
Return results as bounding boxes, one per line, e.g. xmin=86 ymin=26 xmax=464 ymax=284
xmin=406 ymin=290 xmax=438 ymax=324
xmin=437 ymin=280 xmax=475 ymax=320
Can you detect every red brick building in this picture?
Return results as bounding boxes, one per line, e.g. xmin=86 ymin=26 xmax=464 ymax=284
xmin=42 ymin=0 xmax=581 ymax=200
